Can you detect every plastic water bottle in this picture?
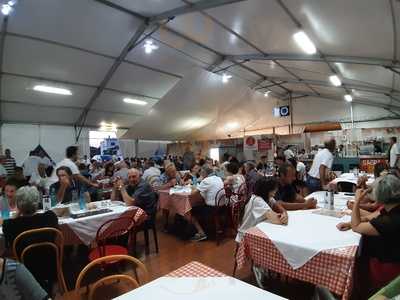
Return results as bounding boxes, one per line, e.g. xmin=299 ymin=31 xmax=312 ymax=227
xmin=329 ymin=190 xmax=335 ymax=210
xmin=192 ymin=176 xmax=198 ymax=186
xmin=42 ymin=195 xmax=51 ymax=211
xmin=1 ymin=195 xmax=10 ymax=220
xmin=79 ymin=192 xmax=87 ymax=210
xmin=49 ymin=186 xmax=57 ymax=207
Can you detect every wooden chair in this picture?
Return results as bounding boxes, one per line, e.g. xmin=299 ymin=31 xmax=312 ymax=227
xmin=75 ymin=255 xmax=149 ymax=300
xmin=13 ymin=227 xmax=67 ymax=295
xmin=88 ymin=216 xmax=137 ymax=261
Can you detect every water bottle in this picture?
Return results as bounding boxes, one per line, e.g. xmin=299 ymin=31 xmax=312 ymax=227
xmin=324 ymin=191 xmax=329 ymax=209
xmin=50 ymin=186 xmax=57 ymax=207
xmin=1 ymin=195 xmax=10 ymax=220
xmin=192 ymin=176 xmax=198 ymax=186
xmin=42 ymin=194 xmax=51 ymax=211
xmin=79 ymin=191 xmax=87 ymax=210
xmin=329 ymin=190 xmax=335 ymax=210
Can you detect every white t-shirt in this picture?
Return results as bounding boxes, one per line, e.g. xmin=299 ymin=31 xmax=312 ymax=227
xmin=308 ymin=148 xmax=333 ymax=179
xmin=22 ymin=155 xmax=41 ymax=177
xmin=231 ymin=174 xmax=246 ymax=193
xmin=40 ymin=157 xmax=52 ymax=167
xmin=296 ymin=161 xmax=307 ymax=181
xmin=196 ymin=175 xmax=224 ymax=206
xmin=235 ymin=195 xmax=272 ymax=242
xmin=390 ymin=143 xmax=400 ymax=168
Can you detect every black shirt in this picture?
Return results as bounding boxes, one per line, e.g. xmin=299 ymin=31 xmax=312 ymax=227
xmin=125 ymin=179 xmax=157 ymax=216
xmin=256 ymin=162 xmax=268 ymax=171
xmin=3 ymin=210 xmax=59 ymax=248
xmin=275 ymin=182 xmax=297 ymax=203
xmin=363 ymin=205 xmax=400 ymax=263
xmin=50 ymin=180 xmax=86 ymax=204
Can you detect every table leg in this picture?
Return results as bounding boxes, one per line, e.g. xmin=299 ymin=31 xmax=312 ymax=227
xmin=162 ymin=209 xmax=169 ymax=230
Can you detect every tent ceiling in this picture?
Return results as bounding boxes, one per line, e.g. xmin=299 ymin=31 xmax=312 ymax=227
xmin=0 ymin=0 xmax=399 ymax=137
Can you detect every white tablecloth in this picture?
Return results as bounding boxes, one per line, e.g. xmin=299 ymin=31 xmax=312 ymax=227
xmin=58 ymin=204 xmax=132 ymax=246
xmin=256 ymin=210 xmax=361 ymax=269
xmin=331 ymin=173 xmax=375 ymax=186
xmin=307 ymin=191 xmax=354 ymax=210
xmin=114 ymin=277 xmax=286 ymax=300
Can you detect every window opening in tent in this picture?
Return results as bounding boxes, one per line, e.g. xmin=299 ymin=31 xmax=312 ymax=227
xmin=209 ymin=148 xmax=220 ymax=162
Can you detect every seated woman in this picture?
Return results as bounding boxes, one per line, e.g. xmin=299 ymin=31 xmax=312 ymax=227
xmin=2 ymin=186 xmax=58 ymax=248
xmin=235 ymin=177 xmax=288 ymax=243
xmin=158 ymin=163 xmax=182 ymax=190
xmin=224 ymin=162 xmax=246 ymax=194
xmin=350 ymin=175 xmax=400 ymax=291
xmin=183 ymin=164 xmax=201 ymax=185
xmin=49 ymin=166 xmax=90 ymax=204
xmin=3 ymin=178 xmax=18 ymax=210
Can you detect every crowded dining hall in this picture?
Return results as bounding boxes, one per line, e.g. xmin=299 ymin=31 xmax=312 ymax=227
xmin=0 ymin=0 xmax=400 ymax=299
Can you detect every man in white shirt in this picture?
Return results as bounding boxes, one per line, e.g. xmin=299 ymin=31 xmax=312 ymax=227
xmin=389 ymin=137 xmax=400 ymax=168
xmin=187 ymin=166 xmax=224 ymax=241
xmin=306 ymin=139 xmax=336 ymax=192
xmin=22 ymin=151 xmax=41 ymax=178
xmin=142 ymin=160 xmax=161 ymax=185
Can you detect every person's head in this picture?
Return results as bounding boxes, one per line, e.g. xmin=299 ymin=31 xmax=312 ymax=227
xmin=66 ymin=146 xmax=79 ymax=161
xmin=127 ymin=168 xmax=141 ymax=186
xmin=56 ymin=166 xmax=73 ymax=183
xmin=279 ymin=163 xmax=296 ymax=185
xmin=165 ymin=163 xmax=177 ymax=179
xmin=254 ymin=177 xmax=279 ymax=201
xmin=274 ymin=155 xmax=286 ymax=166
xmin=324 ymin=139 xmax=336 ymax=153
xmin=260 ymin=155 xmax=267 ymax=163
xmin=4 ymin=179 xmax=18 ymax=201
xmin=300 ymin=149 xmax=305 ymax=154
xmin=229 ymin=156 xmax=239 ymax=164
xmin=226 ymin=162 xmax=240 ymax=175
xmin=374 ymin=162 xmax=389 ymax=179
xmin=244 ymin=161 xmax=256 ymax=173
xmin=5 ymin=149 xmax=11 ymax=158
xmin=373 ymin=175 xmax=400 ymax=205
xmin=198 ymin=158 xmax=206 ymax=166
xmin=191 ymin=164 xmax=200 ymax=176
xmin=104 ymin=162 xmax=115 ymax=176
xmin=14 ymin=166 xmax=24 ymax=179
xmin=200 ymin=165 xmax=214 ymax=178
xmin=222 ymin=153 xmax=230 ymax=162
xmin=15 ymin=186 xmax=40 ymax=216
xmin=390 ymin=136 xmax=397 ymax=145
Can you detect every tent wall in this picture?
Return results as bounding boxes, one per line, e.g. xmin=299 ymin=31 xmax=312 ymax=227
xmin=1 ymin=123 xmax=90 ymax=165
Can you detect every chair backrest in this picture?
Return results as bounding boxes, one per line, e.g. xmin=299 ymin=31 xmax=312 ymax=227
xmin=95 ymin=216 xmax=136 ymax=257
xmin=236 ymin=183 xmax=248 ymax=203
xmin=75 ymin=255 xmax=149 ymax=300
xmin=337 ymin=181 xmax=356 ymax=193
xmin=214 ymin=188 xmax=227 ymax=207
xmin=12 ymin=227 xmax=67 ymax=294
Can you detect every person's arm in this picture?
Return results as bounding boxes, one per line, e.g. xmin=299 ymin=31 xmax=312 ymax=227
xmin=119 ymin=187 xmax=136 ymax=206
xmin=73 ymin=174 xmax=98 ymax=188
xmin=271 ymin=201 xmax=288 ymax=225
xmin=56 ymin=183 xmax=68 ymax=204
xmin=15 ymin=262 xmax=49 ymax=300
xmin=264 ymin=210 xmax=284 ymax=225
xmin=351 ymin=189 xmax=379 ymax=235
xmin=319 ymin=164 xmax=328 ymax=188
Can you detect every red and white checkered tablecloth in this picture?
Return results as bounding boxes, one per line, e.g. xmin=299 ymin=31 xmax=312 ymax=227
xmin=158 ymin=189 xmax=204 ymax=216
xmin=166 ymin=261 xmax=226 ymax=277
xmin=60 ymin=206 xmax=147 ymax=245
xmin=236 ymin=227 xmax=358 ymax=300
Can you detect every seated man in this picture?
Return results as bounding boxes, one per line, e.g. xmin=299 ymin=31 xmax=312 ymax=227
xmin=2 ymin=186 xmax=58 ymax=248
xmin=111 ymin=168 xmax=157 ymax=217
xmin=275 ymin=163 xmax=317 ymax=210
xmin=49 ymin=166 xmax=90 ymax=204
xmin=158 ymin=163 xmax=182 ymax=190
xmin=187 ymin=166 xmax=224 ymax=242
xmin=142 ymin=160 xmax=161 ymax=185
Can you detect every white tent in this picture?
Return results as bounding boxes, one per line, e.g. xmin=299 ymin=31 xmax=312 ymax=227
xmin=0 ymin=0 xmax=399 ymax=146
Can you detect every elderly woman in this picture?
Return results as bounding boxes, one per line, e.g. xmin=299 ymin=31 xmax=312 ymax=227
xmin=158 ymin=163 xmax=182 ymax=190
xmin=2 ymin=186 xmax=58 ymax=248
xmin=347 ymin=175 xmax=400 ymax=292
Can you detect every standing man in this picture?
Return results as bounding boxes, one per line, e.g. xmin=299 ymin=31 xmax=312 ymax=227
xmin=3 ymin=149 xmax=16 ymax=178
xmin=182 ymin=145 xmax=195 ymax=170
xmin=306 ymin=139 xmax=336 ymax=192
xmin=389 ymin=137 xmax=400 ymax=169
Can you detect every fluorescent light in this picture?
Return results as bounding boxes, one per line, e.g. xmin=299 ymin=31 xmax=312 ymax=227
xmin=264 ymin=91 xmax=271 ymax=97
xmin=8 ymin=0 xmax=17 ymax=6
xmin=329 ymin=75 xmax=342 ymax=87
xmin=99 ymin=122 xmax=117 ymax=132
xmin=344 ymin=94 xmax=353 ymax=102
xmin=1 ymin=4 xmax=12 ymax=15
xmin=293 ymin=31 xmax=317 ymax=55
xmin=222 ymin=73 xmax=232 ymax=83
xmin=143 ymin=40 xmax=158 ymax=54
xmin=225 ymin=122 xmax=239 ymax=130
xmin=123 ymin=98 xmax=147 ymax=106
xmin=33 ymin=85 xmax=72 ymax=95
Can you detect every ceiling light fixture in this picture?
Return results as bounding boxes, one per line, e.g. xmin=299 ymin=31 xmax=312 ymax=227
xmin=264 ymin=91 xmax=271 ymax=97
xmin=222 ymin=73 xmax=232 ymax=83
xmin=1 ymin=3 xmax=12 ymax=15
xmin=33 ymin=85 xmax=72 ymax=95
xmin=143 ymin=39 xmax=158 ymax=54
xmin=99 ymin=122 xmax=117 ymax=132
xmin=329 ymin=75 xmax=342 ymax=87
xmin=344 ymin=94 xmax=353 ymax=102
xmin=123 ymin=98 xmax=147 ymax=106
xmin=293 ymin=31 xmax=317 ymax=55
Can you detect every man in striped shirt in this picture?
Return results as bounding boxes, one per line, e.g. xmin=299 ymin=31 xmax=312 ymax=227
xmin=4 ymin=149 xmax=16 ymax=177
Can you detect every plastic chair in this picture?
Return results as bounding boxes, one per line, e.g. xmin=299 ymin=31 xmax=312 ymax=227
xmin=212 ymin=188 xmax=230 ymax=245
xmin=75 ymin=255 xmax=149 ymax=300
xmin=133 ymin=211 xmax=159 ymax=256
xmin=88 ymin=216 xmax=137 ymax=261
xmin=13 ymin=227 xmax=67 ymax=295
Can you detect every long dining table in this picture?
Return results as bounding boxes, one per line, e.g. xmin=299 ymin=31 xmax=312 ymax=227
xmin=236 ymin=192 xmax=361 ymax=300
